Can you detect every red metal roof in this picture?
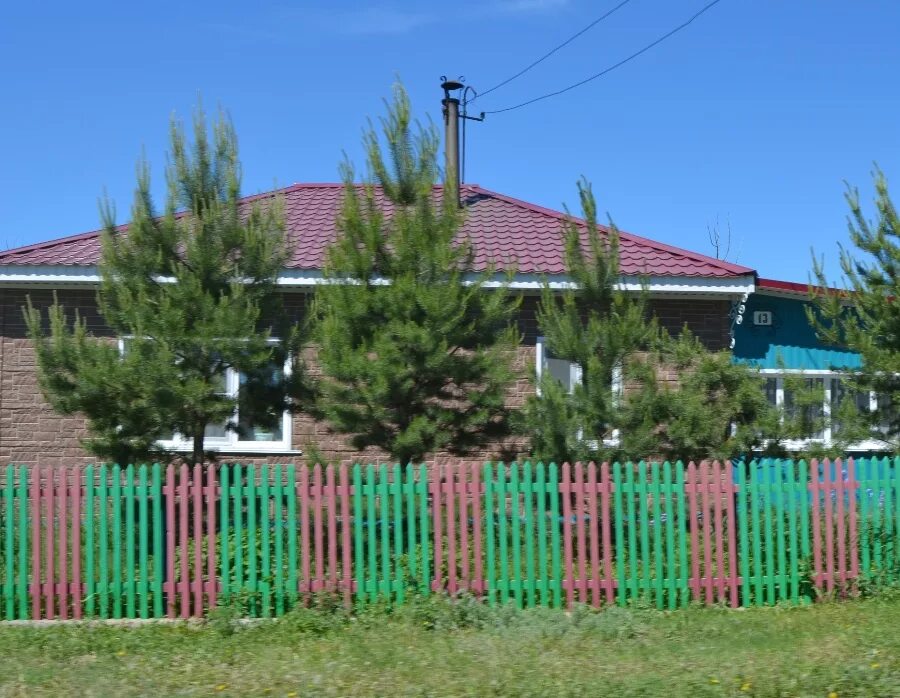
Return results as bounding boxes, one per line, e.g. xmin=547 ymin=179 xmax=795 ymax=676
xmin=757 ymin=277 xmax=847 ymax=298
xmin=0 ymin=184 xmax=755 ymax=278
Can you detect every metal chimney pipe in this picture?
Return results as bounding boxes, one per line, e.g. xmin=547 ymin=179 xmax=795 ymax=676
xmin=441 ymin=78 xmax=463 ymax=207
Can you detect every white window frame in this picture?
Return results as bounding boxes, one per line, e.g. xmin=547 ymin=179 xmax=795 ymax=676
xmin=118 ymin=337 xmax=297 ymax=454
xmin=759 ymin=368 xmax=889 ymax=452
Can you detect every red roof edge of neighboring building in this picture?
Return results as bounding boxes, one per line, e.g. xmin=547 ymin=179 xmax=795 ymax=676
xmin=757 ymin=277 xmax=848 ymax=298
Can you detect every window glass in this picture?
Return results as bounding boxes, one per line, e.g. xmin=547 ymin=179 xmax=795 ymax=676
xmin=237 ymin=365 xmax=283 ymax=442
xmin=764 ymin=378 xmax=777 ymax=408
xmin=784 ymin=377 xmax=824 ymax=439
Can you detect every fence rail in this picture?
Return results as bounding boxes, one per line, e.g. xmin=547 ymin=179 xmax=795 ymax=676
xmin=0 ymin=458 xmax=897 ymax=620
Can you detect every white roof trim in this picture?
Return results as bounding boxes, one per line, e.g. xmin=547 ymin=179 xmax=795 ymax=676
xmin=0 ymin=264 xmax=756 ymax=296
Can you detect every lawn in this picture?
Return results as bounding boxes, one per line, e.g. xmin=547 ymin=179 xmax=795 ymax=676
xmin=0 ymin=596 xmax=897 ymax=697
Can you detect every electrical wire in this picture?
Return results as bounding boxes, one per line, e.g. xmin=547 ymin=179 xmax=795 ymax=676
xmin=482 ymin=0 xmax=724 ymax=115
xmin=473 ymin=0 xmax=636 ymax=103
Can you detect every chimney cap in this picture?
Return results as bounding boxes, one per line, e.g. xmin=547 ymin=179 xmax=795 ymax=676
xmin=441 ymin=79 xmax=464 ymax=91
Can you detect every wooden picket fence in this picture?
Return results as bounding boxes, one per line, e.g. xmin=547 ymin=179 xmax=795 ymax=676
xmin=0 ymin=458 xmax=898 ymax=621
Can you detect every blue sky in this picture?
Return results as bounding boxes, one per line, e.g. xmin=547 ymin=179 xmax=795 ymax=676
xmin=2 ymin=0 xmax=898 ymax=283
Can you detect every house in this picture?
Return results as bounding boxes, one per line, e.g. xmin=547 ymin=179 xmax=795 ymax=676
xmin=732 ymin=277 xmax=888 ymax=453
xmin=0 ymin=183 xmax=757 ymax=466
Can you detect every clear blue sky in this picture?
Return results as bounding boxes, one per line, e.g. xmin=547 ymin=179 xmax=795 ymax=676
xmin=2 ymin=0 xmax=898 ymax=283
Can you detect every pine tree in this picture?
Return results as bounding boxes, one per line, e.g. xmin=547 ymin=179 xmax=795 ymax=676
xmin=522 ymin=179 xmax=658 ymax=463
xmin=810 ymin=167 xmax=900 ymax=449
xmin=311 ymin=85 xmax=520 ymax=465
xmin=25 ymin=108 xmax=311 ymax=465
xmin=618 ymin=330 xmax=784 ymax=462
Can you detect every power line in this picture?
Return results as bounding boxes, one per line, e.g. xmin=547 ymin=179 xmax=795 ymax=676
xmin=482 ymin=0 xmax=725 ymax=116
xmin=473 ymin=0 xmax=636 ymax=103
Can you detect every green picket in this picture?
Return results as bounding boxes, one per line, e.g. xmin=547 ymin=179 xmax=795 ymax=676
xmin=392 ymin=464 xmax=404 ymax=605
xmin=405 ymin=464 xmax=416 ymax=587
xmin=16 ymin=465 xmax=28 ymax=619
xmin=882 ymin=457 xmax=894 ymax=579
xmin=125 ymin=464 xmax=136 ymax=618
xmin=675 ymin=462 xmax=690 ymax=608
xmin=523 ymin=462 xmax=536 ymax=608
xmin=247 ymin=466 xmax=258 ymax=614
xmin=233 ymin=465 xmax=244 ymax=595
xmin=749 ymin=462 xmax=763 ymax=606
xmin=536 ymin=462 xmax=549 ymax=607
xmin=763 ymin=460 xmax=776 ymax=604
xmin=510 ymin=464 xmax=523 ymax=607
xmin=549 ymin=463 xmax=562 ymax=609
xmin=365 ymin=465 xmax=377 ymax=602
xmin=287 ymin=464 xmax=298 ymax=605
xmin=894 ymin=457 xmax=900 ymax=581
xmin=138 ymin=465 xmax=149 ymax=619
xmin=663 ymin=462 xmax=677 ymax=610
xmin=497 ymin=463 xmax=509 ymax=605
xmin=259 ymin=465 xmax=271 ymax=618
xmin=774 ymin=461 xmax=787 ymax=602
xmin=613 ymin=462 xmax=627 ymax=606
xmin=872 ymin=459 xmax=884 ymax=572
xmin=352 ymin=465 xmax=365 ymax=604
xmin=786 ymin=460 xmax=800 ymax=604
xmin=378 ymin=465 xmax=390 ymax=600
xmin=111 ymin=464 xmax=122 ymax=619
xmin=651 ymin=462 xmax=664 ymax=609
xmin=274 ymin=465 xmax=285 ymax=616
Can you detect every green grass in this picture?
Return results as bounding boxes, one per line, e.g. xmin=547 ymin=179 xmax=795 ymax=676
xmin=0 ymin=597 xmax=898 ymax=697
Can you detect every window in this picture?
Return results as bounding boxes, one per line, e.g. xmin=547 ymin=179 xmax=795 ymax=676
xmin=535 ymin=336 xmax=623 ymax=445
xmin=535 ymin=336 xmax=582 ymax=395
xmin=119 ymin=339 xmax=294 ymax=453
xmin=759 ymin=370 xmax=887 ymax=451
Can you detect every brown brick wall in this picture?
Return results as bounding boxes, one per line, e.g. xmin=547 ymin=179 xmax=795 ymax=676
xmin=0 ymin=288 xmax=731 ymax=466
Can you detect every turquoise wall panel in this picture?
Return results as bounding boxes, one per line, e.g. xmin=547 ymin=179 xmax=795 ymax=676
xmin=732 ymin=292 xmax=861 ymax=370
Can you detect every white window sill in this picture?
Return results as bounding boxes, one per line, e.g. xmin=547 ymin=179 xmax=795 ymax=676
xmin=160 ymin=444 xmax=303 ymax=456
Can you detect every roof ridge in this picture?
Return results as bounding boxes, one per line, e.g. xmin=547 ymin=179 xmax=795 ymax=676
xmin=464 ymin=185 xmax=755 ymax=276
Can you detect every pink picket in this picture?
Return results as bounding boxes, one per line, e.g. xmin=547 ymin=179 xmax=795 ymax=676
xmin=712 ymin=460 xmax=726 ymax=604
xmin=723 ymin=461 xmax=740 ymax=607
xmin=810 ymin=460 xmax=824 ymax=590
xmin=846 ymin=458 xmax=860 ymax=580
xmin=687 ymin=461 xmax=701 ymax=602
xmin=206 ymin=465 xmax=217 ymax=610
xmin=327 ymin=465 xmax=338 ymax=593
xmin=446 ymin=464 xmax=458 ymax=596
xmin=574 ymin=462 xmax=588 ymax=604
xmin=587 ymin=462 xmax=601 ymax=607
xmin=71 ymin=467 xmax=83 ymax=619
xmin=192 ymin=463 xmax=202 ymax=615
xmin=835 ymin=458 xmax=847 ymax=588
xmin=458 ymin=464 xmax=470 ymax=591
xmin=431 ymin=465 xmax=443 ymax=593
xmin=313 ymin=464 xmax=324 ymax=593
xmin=299 ymin=465 xmax=310 ymax=595
xmin=823 ymin=459 xmax=835 ymax=593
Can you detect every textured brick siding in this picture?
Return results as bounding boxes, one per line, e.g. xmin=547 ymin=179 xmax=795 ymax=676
xmin=0 ymin=288 xmax=730 ymax=466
